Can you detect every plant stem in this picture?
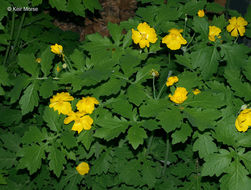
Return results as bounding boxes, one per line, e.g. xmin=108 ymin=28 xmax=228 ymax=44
xmin=162 ymin=139 xmax=170 ymax=176
xmin=3 ymin=11 xmax=15 ymax=66
xmin=145 ymin=132 xmax=154 ymax=156
xmin=152 ymin=76 xmax=156 ymax=99
xmin=63 ymin=54 xmax=73 ymax=71
xmin=10 ymin=12 xmax=26 ymax=57
xmin=234 ymin=35 xmax=239 ymax=44
xmin=156 ymin=70 xmax=172 ymax=99
xmin=183 ymin=14 xmax=187 ymax=36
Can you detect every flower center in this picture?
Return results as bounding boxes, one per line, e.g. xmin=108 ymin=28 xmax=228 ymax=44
xmin=141 ymin=32 xmax=148 ymax=39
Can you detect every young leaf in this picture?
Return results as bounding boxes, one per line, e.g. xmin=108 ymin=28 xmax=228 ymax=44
xmin=202 ymin=149 xmax=231 ymax=177
xmin=157 ymin=108 xmax=182 ymax=133
xmin=171 ymin=124 xmax=192 ymax=144
xmin=127 ymin=125 xmax=147 ymax=149
xmin=239 ymin=151 xmax=251 ymax=173
xmin=220 ymin=160 xmax=251 ymax=190
xmin=19 ymin=82 xmax=39 ymax=115
xmin=40 ymin=47 xmax=54 ymax=76
xmin=18 ymin=53 xmax=39 ymax=76
xmin=191 ymin=46 xmax=220 ymax=79
xmin=43 ymin=107 xmax=62 ymax=132
xmin=61 ymin=131 xmax=77 ymax=149
xmin=18 ymin=144 xmax=46 ymax=175
xmin=108 ymin=22 xmax=122 ymax=46
xmin=91 ymin=150 xmax=113 ymax=175
xmin=48 ymin=145 xmax=66 ymax=177
xmin=22 ymin=126 xmax=47 ymax=144
xmin=193 ymin=133 xmax=217 ymax=158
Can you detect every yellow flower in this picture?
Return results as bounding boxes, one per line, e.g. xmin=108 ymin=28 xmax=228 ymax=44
xmin=76 ymin=97 xmax=99 ymax=114
xmin=226 ymin=17 xmax=248 ymax=37
xmin=150 ymin=69 xmax=159 ymax=77
xmin=36 ymin=58 xmax=41 ymax=63
xmin=235 ymin=109 xmax=251 ymax=132
xmin=197 ymin=10 xmax=205 ymax=17
xmin=166 ymin=76 xmax=179 ymax=87
xmin=193 ymin=89 xmax=201 ymax=95
xmin=132 ymin=22 xmax=158 ymax=48
xmin=208 ymin=26 xmax=221 ymax=42
xmin=169 ymin=87 xmax=188 ymax=104
xmin=76 ymin=162 xmax=90 ymax=175
xmin=50 ymin=43 xmax=63 ymax=55
xmin=162 ymin=29 xmax=187 ymax=50
xmin=64 ymin=112 xmax=93 ymax=133
xmin=49 ymin=92 xmax=74 ymax=115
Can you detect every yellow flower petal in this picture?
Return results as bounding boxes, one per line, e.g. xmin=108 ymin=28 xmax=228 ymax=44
xmin=208 ymin=26 xmax=221 ymax=41
xmin=132 ymin=22 xmax=157 ymax=48
xmin=76 ymin=97 xmax=99 ymax=114
xmin=193 ymin=89 xmax=201 ymax=95
xmin=50 ymin=43 xmax=63 ymax=55
xmin=235 ymin=109 xmax=251 ymax=132
xmin=197 ymin=10 xmax=205 ymax=17
xmin=166 ymin=76 xmax=179 ymax=87
xmin=169 ymin=87 xmax=188 ymax=104
xmin=76 ymin=162 xmax=90 ymax=175
xmin=162 ymin=29 xmax=187 ymax=50
xmin=227 ymin=16 xmax=248 ymax=37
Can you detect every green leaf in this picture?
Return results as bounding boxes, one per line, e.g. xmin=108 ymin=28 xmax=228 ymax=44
xmin=177 ymin=71 xmax=201 ymax=91
xmin=110 ymin=98 xmax=133 ymax=119
xmin=18 ymin=53 xmax=38 ymax=76
xmin=239 ymin=151 xmax=251 ymax=173
xmin=108 ymin=22 xmax=122 ymax=46
xmin=202 ymin=149 xmax=231 ymax=177
xmin=118 ymin=160 xmax=142 ymax=186
xmin=127 ymin=126 xmax=147 ymax=149
xmin=127 ymin=84 xmax=148 ymax=106
xmin=49 ymin=0 xmax=67 ymax=11
xmin=211 ymin=15 xmax=228 ymax=29
xmin=43 ymin=107 xmax=62 ymax=132
xmin=18 ymin=144 xmax=46 ymax=175
xmin=191 ymin=46 xmax=220 ymax=79
xmin=83 ymin=0 xmax=101 ymax=12
xmin=243 ymin=57 xmax=251 ymax=82
xmin=0 ymin=148 xmax=17 ymax=169
xmin=22 ymin=126 xmax=47 ymax=144
xmin=184 ymin=108 xmax=221 ymax=131
xmin=183 ymin=91 xmax=225 ymax=109
xmin=157 ymin=108 xmax=182 ymax=133
xmin=192 ymin=17 xmax=208 ymax=39
xmin=0 ymin=133 xmax=21 ymax=152
xmin=70 ymin=49 xmax=85 ymax=70
xmin=19 ymin=82 xmax=39 ymax=115
xmin=224 ymin=67 xmax=251 ymax=101
xmin=61 ymin=131 xmax=77 ymax=149
xmin=94 ymin=116 xmax=129 ymax=141
xmin=214 ymin=116 xmax=239 ymax=146
xmin=39 ymin=79 xmax=58 ymax=99
xmin=67 ymin=0 xmax=85 ymax=17
xmin=0 ymin=105 xmax=22 ymax=126
xmin=142 ymin=161 xmax=157 ymax=188
xmin=171 ymin=124 xmax=192 ymax=144
xmin=220 ymin=44 xmax=249 ymax=70
xmin=140 ymin=99 xmax=170 ymax=118
xmin=91 ymin=150 xmax=113 ymax=175
xmin=8 ymin=74 xmax=29 ymax=104
xmin=40 ymin=47 xmax=54 ymax=76
xmin=206 ymin=2 xmax=225 ymax=13
xmin=122 ymin=30 xmax=132 ymax=49
xmin=220 ymin=160 xmax=251 ymax=190
xmin=48 ymin=145 xmax=66 ymax=177
xmin=32 ymin=0 xmax=42 ymax=6
xmin=77 ymin=130 xmax=94 ymax=150
xmin=0 ymin=65 xmax=12 ymax=87
xmin=193 ymin=133 xmax=218 ymax=159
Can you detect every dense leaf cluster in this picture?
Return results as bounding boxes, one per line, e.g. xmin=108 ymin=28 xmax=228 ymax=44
xmin=0 ymin=0 xmax=251 ymax=189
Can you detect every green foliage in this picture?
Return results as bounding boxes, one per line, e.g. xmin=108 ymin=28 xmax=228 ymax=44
xmin=0 ymin=0 xmax=251 ymax=189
